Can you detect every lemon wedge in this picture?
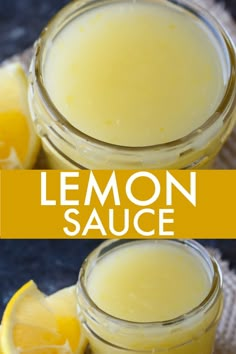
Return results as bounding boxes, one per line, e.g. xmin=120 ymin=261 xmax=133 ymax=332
xmin=46 ymin=286 xmax=87 ymax=353
xmin=0 ymin=63 xmax=40 ymax=169
xmin=1 ymin=281 xmax=87 ymax=354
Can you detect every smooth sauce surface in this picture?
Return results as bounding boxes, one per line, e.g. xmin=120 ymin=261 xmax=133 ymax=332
xmin=44 ymin=3 xmax=225 ymax=146
xmin=87 ymin=242 xmax=211 ymax=322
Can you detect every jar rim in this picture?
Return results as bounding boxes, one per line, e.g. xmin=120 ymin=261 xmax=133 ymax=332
xmin=33 ymin=0 xmax=236 ymax=152
xmin=77 ymin=239 xmax=223 ymax=329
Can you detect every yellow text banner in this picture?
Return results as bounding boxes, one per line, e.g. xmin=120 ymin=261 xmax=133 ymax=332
xmin=0 ymin=170 xmax=235 ymax=238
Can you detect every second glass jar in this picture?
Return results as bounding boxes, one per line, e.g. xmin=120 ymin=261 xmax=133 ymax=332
xmin=77 ymin=239 xmax=223 ymax=354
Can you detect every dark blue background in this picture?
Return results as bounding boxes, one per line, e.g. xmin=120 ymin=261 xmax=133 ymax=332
xmin=0 ymin=0 xmax=236 ymax=317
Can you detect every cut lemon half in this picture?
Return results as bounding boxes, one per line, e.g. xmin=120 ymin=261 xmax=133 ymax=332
xmin=0 ymin=63 xmax=40 ymax=169
xmin=1 ymin=281 xmax=87 ymax=354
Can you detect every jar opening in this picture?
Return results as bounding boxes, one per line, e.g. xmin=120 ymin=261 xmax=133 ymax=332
xmin=77 ymin=239 xmax=222 ymax=328
xmin=34 ymin=0 xmax=236 ymax=151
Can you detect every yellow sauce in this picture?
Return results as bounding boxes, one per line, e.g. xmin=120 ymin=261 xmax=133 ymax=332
xmin=44 ymin=2 xmax=225 ymax=147
xmin=81 ymin=241 xmax=222 ymax=353
xmin=87 ymin=242 xmax=211 ymax=322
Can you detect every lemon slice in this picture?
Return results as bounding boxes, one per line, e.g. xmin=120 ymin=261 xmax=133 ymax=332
xmin=46 ymin=286 xmax=87 ymax=353
xmin=0 ymin=63 xmax=40 ymax=169
xmin=1 ymin=281 xmax=86 ymax=354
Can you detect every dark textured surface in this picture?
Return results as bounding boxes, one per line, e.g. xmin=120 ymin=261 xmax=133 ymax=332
xmin=0 ymin=240 xmax=101 ymax=316
xmin=0 ymin=0 xmax=69 ymax=62
xmin=0 ymin=0 xmax=236 ymax=317
xmin=224 ymin=0 xmax=236 ymax=19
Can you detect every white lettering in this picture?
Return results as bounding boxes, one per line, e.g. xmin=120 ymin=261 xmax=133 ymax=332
xmin=85 ymin=171 xmax=120 ymax=206
xmin=133 ymin=208 xmax=155 ymax=236
xmin=60 ymin=172 xmax=79 ymax=206
xmin=159 ymin=209 xmax=174 ymax=236
xmin=40 ymin=172 xmax=56 ymax=206
xmin=126 ymin=172 xmax=161 ymax=206
xmin=166 ymin=172 xmax=196 ymax=207
xmin=63 ymin=208 xmax=80 ymax=236
xmin=82 ymin=209 xmax=107 ymax=236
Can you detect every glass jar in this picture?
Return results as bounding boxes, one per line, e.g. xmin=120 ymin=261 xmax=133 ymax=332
xmin=77 ymin=239 xmax=223 ymax=354
xmin=29 ymin=0 xmax=236 ymax=170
